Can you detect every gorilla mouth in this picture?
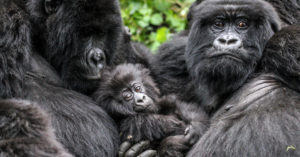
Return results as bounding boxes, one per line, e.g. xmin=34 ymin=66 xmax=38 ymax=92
xmin=210 ymin=53 xmax=243 ymax=63
xmin=134 ymin=104 xmax=151 ymax=112
xmin=134 ymin=106 xmax=147 ymax=112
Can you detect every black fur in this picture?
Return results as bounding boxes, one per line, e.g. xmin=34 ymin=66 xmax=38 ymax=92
xmin=151 ymin=36 xmax=196 ymax=103
xmin=187 ymin=25 xmax=300 ymax=157
xmin=93 ymin=64 xmax=184 ymax=142
xmin=152 ymin=0 xmax=280 ymax=113
xmin=186 ymin=0 xmax=280 ymax=112
xmin=93 ymin=64 xmax=208 ymax=157
xmin=265 ymin=0 xmax=300 ymax=25
xmin=26 ymin=0 xmax=152 ymax=95
xmin=0 ymin=99 xmax=73 ymax=157
xmin=0 ymin=1 xmax=119 ymax=157
xmin=152 ymin=0 xmax=299 ymax=104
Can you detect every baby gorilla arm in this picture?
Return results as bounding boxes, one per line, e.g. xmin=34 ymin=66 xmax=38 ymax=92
xmin=120 ymin=114 xmax=186 ymax=143
xmin=157 ymin=95 xmax=209 ymax=157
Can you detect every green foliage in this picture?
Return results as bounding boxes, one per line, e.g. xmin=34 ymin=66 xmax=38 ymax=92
xmin=120 ymin=0 xmax=195 ymax=52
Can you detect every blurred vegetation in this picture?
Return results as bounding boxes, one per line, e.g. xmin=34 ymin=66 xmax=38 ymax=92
xmin=120 ymin=0 xmax=195 ymax=52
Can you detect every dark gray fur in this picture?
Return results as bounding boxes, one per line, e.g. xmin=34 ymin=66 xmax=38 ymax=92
xmin=0 ymin=99 xmax=73 ymax=157
xmin=0 ymin=1 xmax=119 ymax=156
xmin=187 ymin=25 xmax=300 ymax=157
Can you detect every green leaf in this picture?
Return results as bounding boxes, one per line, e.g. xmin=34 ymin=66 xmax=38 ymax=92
xmin=156 ymin=27 xmax=169 ymax=42
xmin=138 ymin=20 xmax=149 ymax=28
xmin=150 ymin=41 xmax=161 ymax=52
xmin=129 ymin=2 xmax=142 ymax=15
xmin=150 ymin=13 xmax=163 ymax=26
xmin=120 ymin=0 xmax=194 ymax=52
xmin=153 ymin=0 xmax=171 ymax=12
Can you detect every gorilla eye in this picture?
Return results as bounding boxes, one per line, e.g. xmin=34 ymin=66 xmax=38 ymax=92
xmin=214 ymin=20 xmax=225 ymax=28
xmin=133 ymin=83 xmax=142 ymax=93
xmin=237 ymin=21 xmax=248 ymax=29
xmin=134 ymin=86 xmax=142 ymax=93
xmin=122 ymin=91 xmax=133 ymax=101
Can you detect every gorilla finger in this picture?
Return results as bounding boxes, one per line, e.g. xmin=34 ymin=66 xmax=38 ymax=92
xmin=119 ymin=141 xmax=132 ymax=157
xmin=184 ymin=125 xmax=191 ymax=135
xmin=137 ymin=150 xmax=157 ymax=157
xmin=125 ymin=141 xmax=150 ymax=157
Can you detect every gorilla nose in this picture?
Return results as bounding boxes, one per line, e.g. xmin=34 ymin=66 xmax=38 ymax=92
xmin=135 ymin=93 xmax=146 ymax=105
xmin=214 ymin=34 xmax=242 ymax=50
xmin=88 ymin=48 xmax=106 ymax=69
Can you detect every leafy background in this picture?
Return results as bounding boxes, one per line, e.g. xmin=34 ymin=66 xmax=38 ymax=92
xmin=120 ymin=0 xmax=195 ymax=52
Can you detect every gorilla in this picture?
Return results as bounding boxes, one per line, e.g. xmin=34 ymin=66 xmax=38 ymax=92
xmin=0 ymin=99 xmax=73 ymax=157
xmin=93 ymin=64 xmax=208 ymax=157
xmin=187 ymin=25 xmax=300 ymax=157
xmin=26 ymin=0 xmax=152 ymax=95
xmin=151 ymin=0 xmax=299 ymax=103
xmin=0 ymin=1 xmax=119 ymax=157
xmin=185 ymin=0 xmax=280 ymax=113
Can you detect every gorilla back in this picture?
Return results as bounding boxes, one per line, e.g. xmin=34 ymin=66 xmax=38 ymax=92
xmin=0 ymin=1 xmax=119 ymax=157
xmin=187 ymin=26 xmax=300 ymax=157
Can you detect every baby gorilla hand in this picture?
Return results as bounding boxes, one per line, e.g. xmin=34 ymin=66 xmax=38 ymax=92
xmin=158 ymin=124 xmax=202 ymax=157
xmin=158 ymin=135 xmax=189 ymax=157
xmin=118 ymin=141 xmax=157 ymax=157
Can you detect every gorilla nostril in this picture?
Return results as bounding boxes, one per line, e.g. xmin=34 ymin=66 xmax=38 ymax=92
xmin=228 ymin=39 xmax=238 ymax=45
xmin=92 ymin=50 xmax=103 ymax=62
xmin=218 ymin=38 xmax=227 ymax=44
xmin=137 ymin=99 xmax=144 ymax=103
xmin=92 ymin=53 xmax=101 ymax=62
xmin=88 ymin=48 xmax=106 ymax=67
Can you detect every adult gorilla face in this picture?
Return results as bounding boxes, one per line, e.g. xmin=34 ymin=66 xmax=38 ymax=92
xmin=186 ymin=0 xmax=281 ymax=111
xmin=27 ymin=0 xmax=123 ymax=94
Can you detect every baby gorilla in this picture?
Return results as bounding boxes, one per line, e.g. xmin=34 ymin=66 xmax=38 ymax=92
xmin=93 ymin=64 xmax=208 ymax=157
xmin=0 ymin=99 xmax=72 ymax=157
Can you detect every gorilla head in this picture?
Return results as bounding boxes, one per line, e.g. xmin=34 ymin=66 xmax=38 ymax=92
xmin=27 ymin=0 xmax=123 ymax=94
xmin=93 ymin=64 xmax=160 ymax=121
xmin=185 ymin=0 xmax=281 ymax=111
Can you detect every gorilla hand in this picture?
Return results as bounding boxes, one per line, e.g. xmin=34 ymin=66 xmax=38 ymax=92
xmin=119 ymin=141 xmax=157 ymax=157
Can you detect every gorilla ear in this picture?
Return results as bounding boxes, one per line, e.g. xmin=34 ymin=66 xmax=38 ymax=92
xmin=44 ymin=0 xmax=62 ymax=15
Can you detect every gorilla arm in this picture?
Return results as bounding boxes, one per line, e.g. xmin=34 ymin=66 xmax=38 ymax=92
xmin=120 ymin=114 xmax=186 ymax=143
xmin=188 ymin=74 xmax=300 ymax=157
xmin=0 ymin=99 xmax=73 ymax=157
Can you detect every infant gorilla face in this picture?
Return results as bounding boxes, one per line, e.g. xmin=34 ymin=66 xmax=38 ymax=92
xmin=120 ymin=82 xmax=154 ymax=112
xmin=93 ymin=64 xmax=161 ymax=119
